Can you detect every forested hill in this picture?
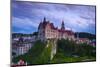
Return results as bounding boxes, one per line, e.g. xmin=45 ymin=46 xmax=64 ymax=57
xmin=12 ymin=32 xmax=96 ymax=40
xmin=12 ymin=32 xmax=38 ymax=38
xmin=74 ymin=32 xmax=96 ymax=40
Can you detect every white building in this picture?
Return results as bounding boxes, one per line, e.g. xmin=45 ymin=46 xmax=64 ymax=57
xmin=12 ymin=42 xmax=32 ymax=57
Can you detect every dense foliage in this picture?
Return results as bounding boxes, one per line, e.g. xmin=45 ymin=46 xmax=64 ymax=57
xmin=12 ymin=32 xmax=38 ymax=38
xmin=74 ymin=32 xmax=96 ymax=40
xmin=50 ymin=39 xmax=96 ymax=63
xmin=12 ymin=39 xmax=96 ymax=65
xmin=57 ymin=39 xmax=96 ymax=57
xmin=12 ymin=40 xmax=52 ymax=65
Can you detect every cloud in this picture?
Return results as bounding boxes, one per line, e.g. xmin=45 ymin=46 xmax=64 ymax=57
xmin=12 ymin=17 xmax=40 ymax=33
xmin=12 ymin=2 xmax=96 ymax=34
xmin=12 ymin=17 xmax=39 ymax=28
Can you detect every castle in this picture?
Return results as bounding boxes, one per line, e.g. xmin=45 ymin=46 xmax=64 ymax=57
xmin=38 ymin=17 xmax=75 ymax=41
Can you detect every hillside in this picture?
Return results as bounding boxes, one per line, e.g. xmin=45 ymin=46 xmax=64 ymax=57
xmin=12 ymin=32 xmax=38 ymax=38
xmin=12 ymin=39 xmax=96 ymax=65
xmin=74 ymin=32 xmax=96 ymax=40
xmin=12 ymin=40 xmax=52 ymax=65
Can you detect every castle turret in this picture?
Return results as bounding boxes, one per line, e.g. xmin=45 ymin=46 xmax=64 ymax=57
xmin=61 ymin=20 xmax=65 ymax=30
xmin=43 ymin=17 xmax=46 ymax=22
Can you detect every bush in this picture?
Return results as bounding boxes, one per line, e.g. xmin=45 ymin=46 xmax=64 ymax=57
xmin=57 ymin=39 xmax=96 ymax=57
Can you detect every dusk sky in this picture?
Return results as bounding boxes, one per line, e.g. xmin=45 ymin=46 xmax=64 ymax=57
xmin=12 ymin=1 xmax=96 ymax=34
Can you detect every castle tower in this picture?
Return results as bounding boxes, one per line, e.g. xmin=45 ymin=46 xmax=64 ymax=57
xmin=43 ymin=17 xmax=46 ymax=22
xmin=61 ymin=20 xmax=65 ymax=30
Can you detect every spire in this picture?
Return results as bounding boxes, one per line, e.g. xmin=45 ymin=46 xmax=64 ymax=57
xmin=43 ymin=17 xmax=46 ymax=22
xmin=61 ymin=20 xmax=65 ymax=30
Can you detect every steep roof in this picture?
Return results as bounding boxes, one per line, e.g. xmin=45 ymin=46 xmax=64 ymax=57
xmin=58 ymin=29 xmax=74 ymax=35
xmin=38 ymin=20 xmax=57 ymax=30
xmin=38 ymin=18 xmax=74 ymax=35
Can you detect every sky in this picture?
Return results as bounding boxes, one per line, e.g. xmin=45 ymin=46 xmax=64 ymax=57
xmin=12 ymin=1 xmax=96 ymax=34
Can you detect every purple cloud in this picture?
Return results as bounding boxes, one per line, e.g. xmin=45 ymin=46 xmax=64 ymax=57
xmin=12 ymin=1 xmax=96 ymax=34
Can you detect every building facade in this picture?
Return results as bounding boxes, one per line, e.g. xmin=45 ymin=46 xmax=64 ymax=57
xmin=12 ymin=37 xmax=33 ymax=57
xmin=38 ymin=17 xmax=75 ymax=41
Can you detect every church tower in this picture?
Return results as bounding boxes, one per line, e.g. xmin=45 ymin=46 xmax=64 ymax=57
xmin=61 ymin=20 xmax=65 ymax=30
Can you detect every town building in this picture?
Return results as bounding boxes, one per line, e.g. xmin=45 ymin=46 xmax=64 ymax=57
xmin=12 ymin=37 xmax=32 ymax=57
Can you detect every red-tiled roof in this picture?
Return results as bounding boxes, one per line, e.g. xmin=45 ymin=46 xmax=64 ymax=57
xmin=38 ymin=21 xmax=57 ymax=30
xmin=58 ymin=29 xmax=74 ymax=35
xmin=79 ymin=38 xmax=89 ymax=40
xmin=38 ymin=19 xmax=74 ymax=35
xmin=65 ymin=30 xmax=74 ymax=35
xmin=12 ymin=43 xmax=25 ymax=48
